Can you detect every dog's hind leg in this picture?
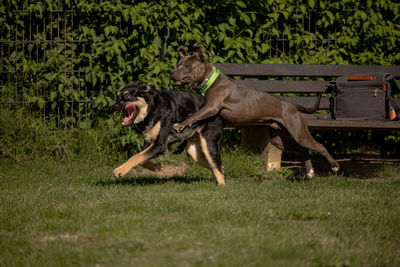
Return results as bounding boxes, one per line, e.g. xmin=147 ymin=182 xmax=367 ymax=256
xmin=281 ymin=113 xmax=339 ymax=173
xmin=186 ymin=135 xmax=209 ymax=168
xmin=186 ymin=134 xmax=226 ymax=186
xmin=200 ymin=136 xmax=226 ymax=185
xmin=200 ymin=119 xmax=225 ymax=185
xmin=304 ymin=158 xmax=314 ymax=178
xmin=292 ymin=133 xmax=338 ymax=173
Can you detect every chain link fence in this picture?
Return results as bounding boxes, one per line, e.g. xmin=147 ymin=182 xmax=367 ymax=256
xmin=1 ymin=3 xmax=92 ymax=130
xmin=1 ymin=3 xmax=354 ymax=130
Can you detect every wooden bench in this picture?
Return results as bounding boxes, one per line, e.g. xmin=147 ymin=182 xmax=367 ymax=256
xmin=214 ymin=63 xmax=400 ymax=170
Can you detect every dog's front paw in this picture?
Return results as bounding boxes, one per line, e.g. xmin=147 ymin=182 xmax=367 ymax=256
xmin=113 ymin=166 xmax=129 ymax=177
xmin=173 ymin=123 xmax=186 ymax=132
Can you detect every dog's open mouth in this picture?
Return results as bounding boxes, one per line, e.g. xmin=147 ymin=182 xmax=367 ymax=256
xmin=173 ymin=77 xmax=192 ymax=85
xmin=122 ymin=103 xmax=137 ymax=127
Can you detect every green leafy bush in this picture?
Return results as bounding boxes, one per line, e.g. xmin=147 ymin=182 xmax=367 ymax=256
xmin=1 ymin=0 xmax=399 ymax=158
xmin=0 ymin=107 xmax=144 ymax=161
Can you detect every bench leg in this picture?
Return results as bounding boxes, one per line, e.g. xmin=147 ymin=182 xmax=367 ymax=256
xmin=240 ymin=127 xmax=282 ymax=171
xmin=262 ymin=142 xmax=282 ymax=171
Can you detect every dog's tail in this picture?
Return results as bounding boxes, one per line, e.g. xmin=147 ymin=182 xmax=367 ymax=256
xmin=293 ymin=93 xmax=322 ymax=114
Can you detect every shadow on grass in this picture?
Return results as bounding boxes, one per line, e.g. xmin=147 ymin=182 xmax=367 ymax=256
xmin=95 ymin=175 xmax=212 ymax=187
xmin=283 ymin=153 xmax=400 ymax=179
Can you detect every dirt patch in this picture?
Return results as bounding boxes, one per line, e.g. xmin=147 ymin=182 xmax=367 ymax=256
xmin=131 ymin=162 xmax=187 ymax=177
xmin=39 ymin=233 xmax=95 ymax=243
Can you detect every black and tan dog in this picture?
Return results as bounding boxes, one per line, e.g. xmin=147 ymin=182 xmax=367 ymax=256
xmin=171 ymin=44 xmax=339 ymax=178
xmin=111 ymin=82 xmax=226 ymax=185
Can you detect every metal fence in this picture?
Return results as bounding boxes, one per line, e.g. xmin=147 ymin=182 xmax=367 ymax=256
xmin=266 ymin=9 xmax=338 ymax=58
xmin=0 ymin=5 xmax=92 ymax=130
xmin=1 ymin=4 xmax=340 ymax=130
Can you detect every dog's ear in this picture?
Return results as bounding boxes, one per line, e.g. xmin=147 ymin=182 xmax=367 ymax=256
xmin=178 ymin=46 xmax=189 ymax=58
xmin=145 ymin=85 xmax=154 ymax=92
xmin=193 ymin=43 xmax=204 ymax=61
xmin=137 ymin=84 xmax=154 ymax=93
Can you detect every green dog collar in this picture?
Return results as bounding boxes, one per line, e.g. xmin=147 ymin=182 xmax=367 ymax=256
xmin=198 ymin=66 xmax=220 ymax=94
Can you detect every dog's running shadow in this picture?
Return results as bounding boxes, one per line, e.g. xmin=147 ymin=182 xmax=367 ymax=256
xmin=95 ymin=175 xmax=210 ymax=187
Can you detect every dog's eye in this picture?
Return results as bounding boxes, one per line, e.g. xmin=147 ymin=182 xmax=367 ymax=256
xmin=121 ymin=91 xmax=130 ymax=100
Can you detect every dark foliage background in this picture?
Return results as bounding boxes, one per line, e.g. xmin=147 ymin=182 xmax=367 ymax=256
xmin=1 ymin=0 xmax=399 ymax=160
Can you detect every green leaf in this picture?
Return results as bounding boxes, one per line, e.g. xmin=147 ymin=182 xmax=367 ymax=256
xmin=268 ymin=13 xmax=279 ymax=22
xmin=261 ymin=43 xmax=271 ymax=53
xmin=153 ymin=36 xmax=162 ymax=48
xmin=308 ymin=0 xmax=315 ymax=9
xmin=50 ymin=91 xmax=58 ymax=101
xmin=57 ymin=84 xmax=64 ymax=95
xmin=73 ymin=91 xmax=80 ymax=101
xmin=241 ymin=13 xmax=251 ymax=25
xmin=236 ymin=1 xmax=247 ymax=8
xmin=37 ymin=97 xmax=45 ymax=109
xmin=182 ymin=16 xmax=190 ymax=26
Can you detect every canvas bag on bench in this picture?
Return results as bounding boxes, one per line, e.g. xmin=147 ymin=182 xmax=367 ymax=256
xmin=331 ymin=73 xmax=400 ymax=120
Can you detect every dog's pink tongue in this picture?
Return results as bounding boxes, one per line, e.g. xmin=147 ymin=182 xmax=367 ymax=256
xmin=122 ymin=117 xmax=131 ymax=126
xmin=125 ymin=103 xmax=136 ymax=113
xmin=122 ymin=103 xmax=136 ymax=127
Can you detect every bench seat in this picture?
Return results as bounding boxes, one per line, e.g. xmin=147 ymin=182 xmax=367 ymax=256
xmin=214 ymin=63 xmax=400 ymax=171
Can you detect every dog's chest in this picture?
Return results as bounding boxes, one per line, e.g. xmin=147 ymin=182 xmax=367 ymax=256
xmin=133 ymin=97 xmax=149 ymax=124
xmin=142 ymin=121 xmax=161 ymax=143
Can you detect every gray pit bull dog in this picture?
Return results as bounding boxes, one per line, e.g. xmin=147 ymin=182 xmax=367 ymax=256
xmin=170 ymin=44 xmax=339 ymax=178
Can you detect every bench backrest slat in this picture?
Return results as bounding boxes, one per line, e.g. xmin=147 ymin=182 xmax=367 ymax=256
xmin=280 ymin=96 xmax=331 ymax=110
xmin=279 ymin=97 xmax=400 ymax=110
xmin=215 ymin=63 xmax=400 ymax=78
xmin=235 ymin=80 xmax=331 ymax=93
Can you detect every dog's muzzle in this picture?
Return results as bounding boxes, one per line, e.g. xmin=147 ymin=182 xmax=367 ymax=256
xmin=122 ymin=103 xmax=137 ymax=127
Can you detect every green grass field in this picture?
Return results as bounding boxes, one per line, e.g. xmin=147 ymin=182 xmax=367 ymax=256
xmin=1 ymin=152 xmax=399 ymax=266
